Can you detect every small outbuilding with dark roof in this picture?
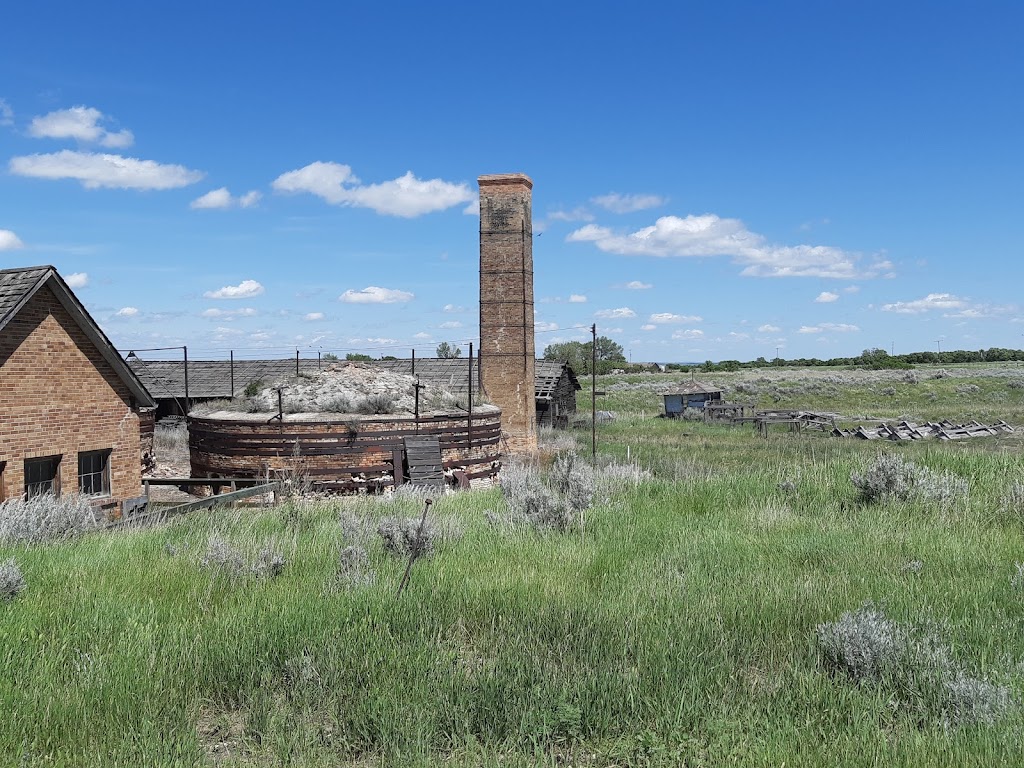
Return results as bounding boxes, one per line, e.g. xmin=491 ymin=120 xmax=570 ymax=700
xmin=662 ymin=380 xmax=723 ymax=416
xmin=0 ymin=265 xmax=154 ymax=515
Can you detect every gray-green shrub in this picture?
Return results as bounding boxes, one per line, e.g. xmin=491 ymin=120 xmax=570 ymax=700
xmin=0 ymin=495 xmax=99 ymax=544
xmin=378 ymin=516 xmax=436 ymax=558
xmin=851 ymin=453 xmax=967 ymax=505
xmin=0 ymin=559 xmax=26 ymax=601
xmin=816 ymin=603 xmax=1013 ymax=728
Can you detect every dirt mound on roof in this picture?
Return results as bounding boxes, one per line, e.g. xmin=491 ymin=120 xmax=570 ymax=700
xmin=233 ymin=361 xmax=462 ymax=416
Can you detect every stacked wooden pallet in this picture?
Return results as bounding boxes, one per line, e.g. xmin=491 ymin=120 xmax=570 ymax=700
xmin=832 ymin=420 xmax=1014 ymax=441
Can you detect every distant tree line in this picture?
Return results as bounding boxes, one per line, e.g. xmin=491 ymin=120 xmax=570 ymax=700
xmin=670 ymin=347 xmax=1024 ymax=373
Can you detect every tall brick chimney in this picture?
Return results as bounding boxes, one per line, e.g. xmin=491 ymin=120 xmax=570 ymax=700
xmin=478 ymin=173 xmax=536 ymax=453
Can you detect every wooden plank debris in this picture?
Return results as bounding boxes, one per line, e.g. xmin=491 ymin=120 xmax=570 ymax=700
xmin=831 ymin=420 xmax=1013 ymax=442
xmin=403 ymin=435 xmax=445 ymax=488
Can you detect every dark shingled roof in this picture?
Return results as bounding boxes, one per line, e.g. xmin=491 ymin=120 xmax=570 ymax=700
xmin=0 ymin=266 xmax=51 ymax=329
xmin=0 ymin=265 xmax=155 ymax=407
xmin=535 ymin=359 xmax=581 ymax=399
xmin=127 ymin=356 xmax=580 ymax=402
xmin=126 ymin=358 xmax=323 ymax=401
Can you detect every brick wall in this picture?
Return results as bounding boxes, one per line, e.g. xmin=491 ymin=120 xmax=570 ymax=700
xmin=0 ymin=285 xmax=142 ymax=509
xmin=479 ymin=173 xmax=537 ymax=453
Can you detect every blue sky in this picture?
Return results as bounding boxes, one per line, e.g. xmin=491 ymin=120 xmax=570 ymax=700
xmin=2 ymin=1 xmax=1023 ymax=363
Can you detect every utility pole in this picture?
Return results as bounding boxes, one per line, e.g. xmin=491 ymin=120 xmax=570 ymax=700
xmin=936 ymin=339 xmax=942 ymax=354
xmin=183 ymin=345 xmax=189 ymax=414
xmin=591 ymin=323 xmax=597 ymax=461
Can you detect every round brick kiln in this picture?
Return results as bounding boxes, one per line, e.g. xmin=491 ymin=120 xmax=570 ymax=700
xmin=188 ymin=407 xmax=502 ymax=491
xmin=185 ymin=361 xmax=502 ymax=491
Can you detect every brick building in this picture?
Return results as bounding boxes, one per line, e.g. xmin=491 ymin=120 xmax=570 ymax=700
xmin=0 ymin=266 xmax=155 ymax=514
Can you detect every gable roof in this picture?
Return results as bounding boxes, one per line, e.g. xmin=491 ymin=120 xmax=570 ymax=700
xmin=535 ymin=359 xmax=581 ymax=399
xmin=0 ymin=265 xmax=155 ymax=408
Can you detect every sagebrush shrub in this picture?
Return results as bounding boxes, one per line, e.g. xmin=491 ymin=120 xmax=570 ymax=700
xmin=335 ymin=545 xmax=376 ymax=589
xmin=816 ymin=603 xmax=1013 ymax=728
xmin=200 ymin=536 xmax=246 ymax=576
xmin=0 ymin=559 xmax=26 ymax=600
xmin=851 ymin=454 xmax=967 ymax=505
xmin=378 ymin=516 xmax=436 ymax=558
xmin=356 ymin=394 xmax=396 ymax=415
xmin=548 ymin=452 xmax=596 ymax=514
xmin=498 ymin=462 xmax=573 ymax=531
xmin=0 ymin=495 xmax=99 ymax=544
xmin=200 ymin=535 xmax=286 ymax=579
xmin=999 ymin=483 xmax=1024 ymax=522
xmin=251 ymin=547 xmax=286 ymax=579
xmin=816 ymin=603 xmax=906 ymax=683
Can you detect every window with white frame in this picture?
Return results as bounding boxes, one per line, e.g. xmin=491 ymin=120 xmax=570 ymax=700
xmin=78 ymin=449 xmax=112 ymax=497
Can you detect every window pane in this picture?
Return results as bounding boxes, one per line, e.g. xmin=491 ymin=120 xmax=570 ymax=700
xmin=25 ymin=456 xmax=60 ymax=499
xmin=78 ymin=450 xmax=111 ymax=496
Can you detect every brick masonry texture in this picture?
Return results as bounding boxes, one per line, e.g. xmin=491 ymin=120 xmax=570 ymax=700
xmin=479 ymin=173 xmax=537 ymax=453
xmin=0 ymin=285 xmax=142 ymax=510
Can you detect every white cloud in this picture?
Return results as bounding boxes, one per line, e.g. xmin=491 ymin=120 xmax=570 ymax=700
xmin=272 ymin=162 xmax=473 ymax=217
xmin=672 ymin=329 xmax=704 ymax=340
xmin=728 ymin=332 xmax=750 ymax=341
xmin=844 ymin=285 xmax=860 ymax=293
xmin=413 ymin=332 xmax=432 ymax=340
xmin=366 ymin=337 xmax=398 ymax=345
xmin=624 ymin=280 xmax=652 ymax=289
xmin=28 ymin=106 xmax=134 ymax=148
xmin=340 ymin=285 xmax=414 ymax=304
xmin=536 ymin=321 xmax=559 ymax=332
xmin=592 ymin=193 xmax=666 ymax=213
xmin=462 ymin=196 xmax=479 ymax=216
xmin=568 ymin=214 xmax=880 ymax=279
xmin=238 ymin=190 xmax=261 ymax=208
xmin=815 ymin=291 xmax=839 ymax=303
xmin=595 ymin=307 xmax=636 ymax=319
xmin=64 ymin=272 xmax=89 ymax=288
xmin=201 ymin=307 xmax=257 ymax=319
xmin=190 ymin=187 xmax=262 ymax=210
xmin=0 ymin=229 xmax=24 ymax=250
xmin=758 ymin=324 xmax=781 ymax=333
xmin=798 ymin=322 xmax=860 ymax=334
xmin=115 ymin=306 xmax=139 ymax=317
xmin=548 ymin=207 xmax=593 ymax=222
xmin=443 ymin=303 xmax=466 ymax=313
xmin=10 ymin=150 xmax=203 ymax=190
xmin=882 ymin=293 xmax=967 ymax=314
xmin=204 ymin=280 xmax=265 ymax=300
xmin=439 ymin=321 xmax=463 ymax=329
xmin=0 ymin=99 xmax=13 ymax=127
xmin=640 ymin=324 xmax=656 ymax=331
xmin=568 ymin=294 xmax=587 ymax=303
xmin=648 ymin=312 xmax=702 ymax=324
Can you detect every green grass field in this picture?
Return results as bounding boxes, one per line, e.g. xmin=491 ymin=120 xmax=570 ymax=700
xmin=4 ymin=365 xmax=1024 ymax=766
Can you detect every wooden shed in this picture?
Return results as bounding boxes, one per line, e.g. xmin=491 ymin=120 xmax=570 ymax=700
xmin=662 ymin=381 xmax=723 ymax=416
xmin=534 ymin=360 xmax=581 ymax=429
